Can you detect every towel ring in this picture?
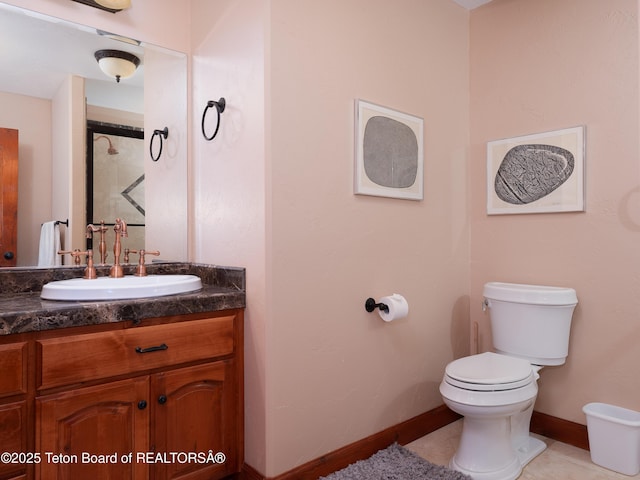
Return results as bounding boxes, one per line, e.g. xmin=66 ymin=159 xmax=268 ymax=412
xmin=201 ymin=98 xmax=226 ymax=141
xmin=150 ymin=127 xmax=169 ymax=162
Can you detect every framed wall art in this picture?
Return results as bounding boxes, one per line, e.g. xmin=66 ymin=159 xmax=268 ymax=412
xmin=354 ymin=100 xmax=424 ymax=200
xmin=486 ymin=126 xmax=585 ymax=215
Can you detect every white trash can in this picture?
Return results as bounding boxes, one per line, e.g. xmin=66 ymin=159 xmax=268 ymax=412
xmin=583 ymin=402 xmax=640 ymax=476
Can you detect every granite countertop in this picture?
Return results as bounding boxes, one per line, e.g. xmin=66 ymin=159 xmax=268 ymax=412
xmin=0 ymin=263 xmax=245 ymax=336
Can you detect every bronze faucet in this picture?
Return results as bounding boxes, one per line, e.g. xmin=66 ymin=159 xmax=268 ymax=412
xmin=58 ymin=249 xmax=97 ymax=279
xmin=58 ymin=248 xmax=82 ymax=266
xmin=123 ymin=249 xmax=161 ymax=276
xmin=134 ymin=249 xmax=160 ymax=276
xmin=109 ymin=218 xmax=128 ymax=278
xmin=86 ymin=220 xmax=108 ymax=264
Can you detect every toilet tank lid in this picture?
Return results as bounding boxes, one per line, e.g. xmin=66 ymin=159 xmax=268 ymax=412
xmin=484 ymin=282 xmax=578 ymax=306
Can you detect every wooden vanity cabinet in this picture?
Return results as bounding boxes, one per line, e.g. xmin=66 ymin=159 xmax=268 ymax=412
xmin=0 ymin=342 xmax=30 ymax=480
xmin=0 ymin=309 xmax=243 ymax=480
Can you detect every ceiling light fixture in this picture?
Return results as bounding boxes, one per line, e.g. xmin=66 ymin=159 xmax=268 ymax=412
xmin=71 ymin=0 xmax=131 ymax=13
xmin=95 ymin=0 xmax=132 ymax=8
xmin=94 ymin=49 xmax=140 ymax=83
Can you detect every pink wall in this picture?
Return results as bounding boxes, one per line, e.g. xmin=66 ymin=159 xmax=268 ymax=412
xmin=470 ymin=0 xmax=639 ymax=423
xmin=144 ymin=47 xmax=189 ymax=261
xmin=190 ymin=0 xmax=268 ymax=472
xmin=190 ymin=0 xmax=470 ymax=476
xmin=270 ymin=0 xmax=469 ymax=475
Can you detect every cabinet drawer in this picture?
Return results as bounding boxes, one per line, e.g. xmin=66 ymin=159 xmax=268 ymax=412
xmin=0 ymin=342 xmax=28 ymax=397
xmin=38 ymin=315 xmax=234 ymax=390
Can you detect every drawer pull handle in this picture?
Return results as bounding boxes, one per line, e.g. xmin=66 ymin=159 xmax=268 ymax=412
xmin=135 ymin=343 xmax=168 ymax=354
xmin=158 ymin=395 xmax=167 ymax=404
xmin=138 ymin=400 xmax=147 ymax=410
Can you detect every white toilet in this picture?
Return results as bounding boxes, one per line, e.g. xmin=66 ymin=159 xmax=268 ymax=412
xmin=439 ymin=282 xmax=578 ymax=480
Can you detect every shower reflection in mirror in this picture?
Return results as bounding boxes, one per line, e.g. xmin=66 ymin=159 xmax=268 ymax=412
xmin=86 ymin=121 xmax=145 ymax=252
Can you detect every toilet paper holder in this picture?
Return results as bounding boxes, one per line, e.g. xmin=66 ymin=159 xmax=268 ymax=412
xmin=365 ymin=297 xmax=389 ymax=313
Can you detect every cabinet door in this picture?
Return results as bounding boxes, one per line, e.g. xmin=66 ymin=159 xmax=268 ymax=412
xmin=0 ymin=341 xmax=29 ymax=480
xmin=0 ymin=342 xmax=27 ymax=398
xmin=0 ymin=401 xmax=28 ymax=480
xmin=36 ymin=377 xmax=149 ymax=480
xmin=151 ymin=361 xmax=238 ymax=480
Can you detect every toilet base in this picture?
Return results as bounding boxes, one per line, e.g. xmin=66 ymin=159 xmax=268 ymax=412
xmin=450 ymin=455 xmax=520 ymax=480
xmin=515 ymin=435 xmax=546 ymax=467
xmin=450 ymin=434 xmax=546 ymax=480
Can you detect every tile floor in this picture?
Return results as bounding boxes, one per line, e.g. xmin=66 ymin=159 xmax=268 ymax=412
xmin=405 ymin=420 xmax=639 ymax=479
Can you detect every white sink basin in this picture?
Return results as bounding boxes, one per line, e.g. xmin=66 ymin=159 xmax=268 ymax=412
xmin=41 ymin=274 xmax=202 ymax=301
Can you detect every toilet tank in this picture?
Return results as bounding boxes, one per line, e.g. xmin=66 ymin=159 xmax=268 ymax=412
xmin=483 ymin=282 xmax=578 ymax=366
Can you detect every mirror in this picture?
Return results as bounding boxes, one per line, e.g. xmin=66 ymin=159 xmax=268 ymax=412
xmin=0 ymin=3 xmax=188 ymax=267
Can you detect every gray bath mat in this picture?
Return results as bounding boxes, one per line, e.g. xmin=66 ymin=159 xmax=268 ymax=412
xmin=319 ymin=443 xmax=472 ymax=480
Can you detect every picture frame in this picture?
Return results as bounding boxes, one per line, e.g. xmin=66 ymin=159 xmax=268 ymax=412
xmin=354 ymin=99 xmax=424 ymax=200
xmin=486 ymin=126 xmax=585 ymax=215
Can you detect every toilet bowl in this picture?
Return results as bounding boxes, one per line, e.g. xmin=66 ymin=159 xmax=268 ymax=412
xmin=440 ymin=282 xmax=578 ymax=480
xmin=440 ymin=352 xmax=542 ymax=480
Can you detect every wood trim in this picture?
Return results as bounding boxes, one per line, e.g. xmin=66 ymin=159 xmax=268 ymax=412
xmin=531 ymin=410 xmax=589 ymax=451
xmin=240 ymin=407 xmax=590 ymax=480
xmin=241 ymin=405 xmax=460 ymax=480
xmin=239 ymin=463 xmax=264 ymax=480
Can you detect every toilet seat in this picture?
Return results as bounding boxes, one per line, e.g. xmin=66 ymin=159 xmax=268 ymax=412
xmin=445 ymin=352 xmax=534 ymax=392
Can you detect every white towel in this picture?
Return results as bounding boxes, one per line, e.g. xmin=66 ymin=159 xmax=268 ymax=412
xmin=37 ymin=221 xmax=61 ymax=267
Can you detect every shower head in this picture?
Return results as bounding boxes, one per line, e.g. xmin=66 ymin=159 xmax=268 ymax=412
xmin=94 ymin=135 xmax=119 ymax=155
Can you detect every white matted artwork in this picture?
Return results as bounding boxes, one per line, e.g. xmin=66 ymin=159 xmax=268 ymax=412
xmin=487 ymin=126 xmax=585 ymax=215
xmin=354 ymin=100 xmax=424 ymax=200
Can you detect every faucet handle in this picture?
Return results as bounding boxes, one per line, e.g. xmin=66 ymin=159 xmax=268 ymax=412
xmin=58 ymin=249 xmax=97 ymax=279
xmin=58 ymin=249 xmax=83 ymax=266
xmin=124 ymin=248 xmax=138 ymax=264
xmin=134 ymin=249 xmax=160 ymax=277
